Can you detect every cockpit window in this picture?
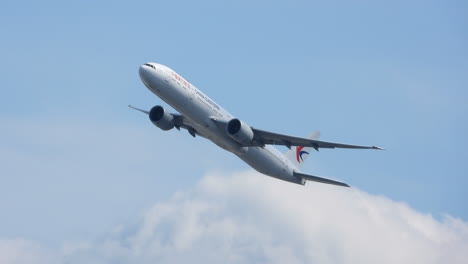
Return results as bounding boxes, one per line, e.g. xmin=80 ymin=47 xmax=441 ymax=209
xmin=144 ymin=63 xmax=156 ymax=69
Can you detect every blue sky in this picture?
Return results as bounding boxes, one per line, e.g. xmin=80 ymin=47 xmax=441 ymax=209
xmin=1 ymin=0 xmax=467 ymax=262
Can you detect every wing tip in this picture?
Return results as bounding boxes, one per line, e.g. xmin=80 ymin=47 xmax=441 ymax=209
xmin=128 ymin=105 xmax=149 ymax=115
xmin=372 ymin=146 xmax=384 ymax=150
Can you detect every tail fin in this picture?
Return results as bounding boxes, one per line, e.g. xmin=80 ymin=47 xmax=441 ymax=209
xmin=284 ymin=131 xmax=320 ymax=169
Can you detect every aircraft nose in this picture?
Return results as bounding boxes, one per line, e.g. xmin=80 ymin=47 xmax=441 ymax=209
xmin=139 ymin=64 xmax=150 ymax=84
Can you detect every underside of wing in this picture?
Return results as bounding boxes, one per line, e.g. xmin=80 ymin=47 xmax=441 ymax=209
xmin=252 ymin=128 xmax=383 ymax=151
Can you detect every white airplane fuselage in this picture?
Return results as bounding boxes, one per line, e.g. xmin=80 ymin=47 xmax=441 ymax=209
xmin=139 ymin=63 xmax=305 ymax=185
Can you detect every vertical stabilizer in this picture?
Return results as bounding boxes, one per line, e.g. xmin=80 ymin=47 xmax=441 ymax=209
xmin=284 ymin=131 xmax=320 ymax=169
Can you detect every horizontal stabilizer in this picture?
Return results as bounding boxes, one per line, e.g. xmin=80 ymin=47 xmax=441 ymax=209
xmin=293 ymin=171 xmax=349 ymax=187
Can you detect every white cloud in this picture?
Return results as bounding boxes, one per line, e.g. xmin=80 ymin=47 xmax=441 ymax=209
xmin=2 ymin=170 xmax=468 ymax=264
xmin=67 ymin=170 xmax=468 ymax=264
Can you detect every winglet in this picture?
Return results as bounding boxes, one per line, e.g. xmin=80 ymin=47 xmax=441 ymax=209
xmin=372 ymin=146 xmax=385 ymax=150
xmin=128 ymin=105 xmax=149 ymax=115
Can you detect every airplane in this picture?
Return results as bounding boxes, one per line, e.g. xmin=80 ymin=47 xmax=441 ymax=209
xmin=130 ymin=62 xmax=383 ymax=187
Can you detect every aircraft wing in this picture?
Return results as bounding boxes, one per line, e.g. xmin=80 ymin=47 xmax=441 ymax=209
xmin=252 ymin=128 xmax=383 ymax=151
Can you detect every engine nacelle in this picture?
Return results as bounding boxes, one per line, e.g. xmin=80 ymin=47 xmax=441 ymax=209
xmin=149 ymin=105 xmax=175 ymax=131
xmin=226 ymin=118 xmax=254 ymax=145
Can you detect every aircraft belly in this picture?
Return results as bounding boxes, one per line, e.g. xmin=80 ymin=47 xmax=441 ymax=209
xmin=236 ymin=147 xmax=304 ymax=185
xmin=152 ymin=84 xmax=241 ymax=153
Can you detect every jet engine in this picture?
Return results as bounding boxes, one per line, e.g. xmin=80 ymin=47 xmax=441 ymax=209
xmin=226 ymin=118 xmax=254 ymax=145
xmin=149 ymin=105 xmax=175 ymax=131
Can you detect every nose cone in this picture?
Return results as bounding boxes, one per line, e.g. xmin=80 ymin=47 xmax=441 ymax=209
xmin=139 ymin=64 xmax=150 ymax=85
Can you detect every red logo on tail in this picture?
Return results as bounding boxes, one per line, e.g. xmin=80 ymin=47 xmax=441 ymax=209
xmin=296 ymin=146 xmax=309 ymax=163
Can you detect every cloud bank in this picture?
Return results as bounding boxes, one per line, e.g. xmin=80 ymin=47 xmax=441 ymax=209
xmin=2 ymin=170 xmax=468 ymax=264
